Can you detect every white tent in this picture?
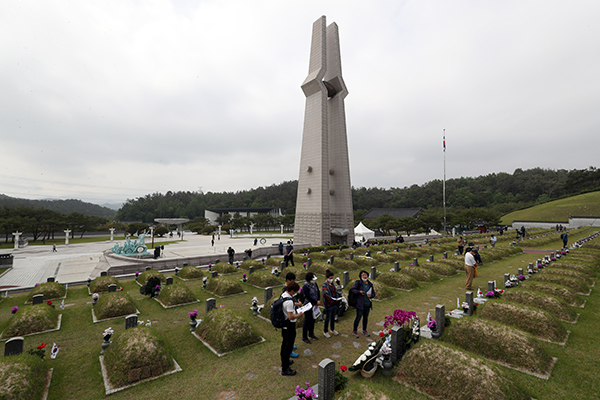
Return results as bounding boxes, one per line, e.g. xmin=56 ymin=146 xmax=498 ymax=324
xmin=354 ymin=222 xmax=375 ymax=242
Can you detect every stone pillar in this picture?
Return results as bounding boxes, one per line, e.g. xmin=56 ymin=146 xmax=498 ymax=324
xmin=391 ymin=325 xmax=405 ymax=363
xmin=528 ymin=262 xmax=533 ymax=273
xmin=413 ymin=258 xmax=419 ymax=267
xmin=218 ymin=225 xmax=222 ymax=237
xmin=329 ymin=255 xmax=334 ymax=265
xmin=12 ymin=231 xmax=21 ymax=250
xmin=206 ymin=298 xmax=216 ymax=313
xmin=342 ymin=271 xmax=349 ymax=288
xmin=370 ymin=266 xmax=376 ymax=280
xmin=487 ymin=281 xmax=494 ymax=293
xmin=394 ymin=262 xmax=400 ymax=272
xmin=109 ymin=228 xmax=115 ymax=241
xmin=264 ymin=287 xmax=273 ymax=304
xmin=318 ymin=358 xmax=336 ymax=400
xmin=435 ymin=305 xmax=445 ymax=338
xmin=64 ymin=229 xmax=71 ymax=245
xmin=249 ymin=266 xmax=255 ymax=275
xmin=349 ymin=253 xmax=353 ymax=260
xmin=465 ymin=291 xmax=474 ymax=316
xmin=307 ymin=258 xmax=312 ymax=269
xmin=429 ymin=255 xmax=434 ymax=262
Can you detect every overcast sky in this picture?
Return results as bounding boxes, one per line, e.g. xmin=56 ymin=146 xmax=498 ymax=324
xmin=2 ymin=1 xmax=599 ymax=206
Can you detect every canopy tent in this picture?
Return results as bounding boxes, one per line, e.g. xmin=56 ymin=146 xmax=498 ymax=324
xmin=354 ymin=222 xmax=375 ymax=242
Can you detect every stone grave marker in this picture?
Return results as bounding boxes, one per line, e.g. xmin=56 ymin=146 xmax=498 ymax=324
xmin=394 ymin=262 xmax=400 ymax=272
xmin=443 ymin=251 xmax=448 ymax=258
xmin=349 ymin=253 xmax=354 ymax=260
xmin=32 ymin=294 xmax=44 ymax=305
xmin=318 ymin=358 xmax=335 ymax=400
xmin=369 ymin=266 xmax=377 ymax=280
xmin=435 ymin=304 xmax=445 ymax=338
xmin=206 ymin=298 xmax=216 ymax=313
xmin=307 ymin=258 xmax=312 ymax=269
xmin=429 ymin=255 xmax=434 ymax=262
xmin=413 ymin=258 xmax=419 ymax=266
xmin=264 ymin=287 xmax=273 ymax=304
xmin=249 ymin=266 xmax=255 ymax=275
xmin=100 ymin=271 xmax=108 ymax=277
xmin=395 ymin=246 xmax=399 ymax=252
xmin=47 ymin=276 xmax=55 ymax=282
xmin=391 ymin=325 xmax=405 ymax=363
xmin=342 ymin=271 xmax=349 ymax=288
xmin=280 ymin=261 xmax=285 ymax=270
xmin=329 ymin=255 xmax=334 ymax=265
xmin=487 ymin=281 xmax=494 ymax=293
xmin=108 ymin=284 xmax=117 ymax=292
xmin=266 ymin=254 xmax=271 ymax=259
xmin=518 ymin=268 xmax=524 ymax=276
xmin=465 ymin=291 xmax=474 ymax=316
xmin=145 ymin=266 xmax=151 ymax=271
xmin=211 ymin=271 xmax=218 ymax=278
xmin=504 ymin=273 xmax=510 ymax=289
xmin=125 ymin=314 xmax=138 ymax=330
xmin=166 ymin=277 xmax=173 ymax=286
xmin=4 ymin=337 xmax=24 ymax=356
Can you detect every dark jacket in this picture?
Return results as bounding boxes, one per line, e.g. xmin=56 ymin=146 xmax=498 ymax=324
xmin=302 ymin=281 xmax=320 ymax=306
xmin=322 ymin=281 xmax=339 ymax=311
xmin=350 ymin=279 xmax=375 ymax=310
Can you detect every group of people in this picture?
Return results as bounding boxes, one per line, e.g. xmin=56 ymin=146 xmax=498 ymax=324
xmin=279 ymin=270 xmax=375 ymax=376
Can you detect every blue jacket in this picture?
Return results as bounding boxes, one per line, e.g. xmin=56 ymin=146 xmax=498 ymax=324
xmin=350 ymin=279 xmax=375 ymax=310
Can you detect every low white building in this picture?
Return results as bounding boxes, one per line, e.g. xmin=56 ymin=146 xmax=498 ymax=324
xmin=204 ymin=207 xmax=283 ymax=224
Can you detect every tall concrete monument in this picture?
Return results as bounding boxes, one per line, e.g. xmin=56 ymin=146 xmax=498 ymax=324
xmin=294 ymin=16 xmax=354 ymax=246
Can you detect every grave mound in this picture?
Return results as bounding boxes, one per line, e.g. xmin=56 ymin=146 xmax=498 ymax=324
xmin=5 ymin=304 xmax=60 ymax=337
xmin=0 ymin=354 xmax=47 ymax=400
xmin=196 ymin=308 xmax=262 ymax=353
xmin=138 ymin=270 xmax=166 ymax=285
xmin=103 ymin=326 xmax=174 ymax=388
xmin=264 ymin=257 xmax=281 ymax=267
xmin=376 ymin=272 xmax=419 ymax=291
xmin=519 ymin=281 xmax=584 ymax=307
xmin=478 ymin=300 xmax=568 ymax=343
xmin=308 ymin=262 xmax=338 ymax=275
xmin=372 ymin=253 xmax=397 ymax=264
xmin=371 ymin=280 xmax=398 ymax=300
xmin=280 ymin=266 xmax=306 ymax=282
xmin=396 ymin=341 xmax=529 ymax=400
xmin=502 ymin=289 xmax=577 ymax=322
xmin=205 ymin=277 xmax=244 ymax=297
xmin=539 ymin=268 xmax=593 ymax=286
xmin=94 ymin=293 xmax=137 ymax=320
xmin=177 ymin=266 xmax=205 ymax=280
xmin=420 ymin=262 xmax=457 ymax=276
xmin=212 ymin=263 xmax=237 ymax=274
xmin=239 ymin=260 xmax=266 ymax=271
xmin=443 ymin=318 xmax=553 ymax=375
xmin=437 ymin=258 xmax=464 ymax=269
xmin=246 ymin=270 xmax=284 ymax=288
xmin=400 ymin=266 xmax=440 ymax=282
xmin=351 ymin=257 xmax=379 ymax=268
xmin=26 ymin=282 xmax=65 ymax=303
xmin=529 ymin=272 xmax=589 ymax=294
xmin=327 ymin=258 xmax=360 ymax=271
xmin=89 ymin=276 xmax=119 ymax=293
xmin=548 ymin=262 xmax=597 ymax=277
xmin=156 ymin=283 xmax=197 ymax=307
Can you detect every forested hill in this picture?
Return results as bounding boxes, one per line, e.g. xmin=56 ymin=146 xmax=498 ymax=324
xmin=0 ymin=194 xmax=116 ymax=218
xmin=115 ymin=167 xmax=600 ymax=222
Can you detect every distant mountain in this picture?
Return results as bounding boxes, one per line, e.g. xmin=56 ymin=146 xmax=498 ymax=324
xmin=101 ymin=202 xmax=124 ymax=211
xmin=0 ymin=194 xmax=116 ymax=218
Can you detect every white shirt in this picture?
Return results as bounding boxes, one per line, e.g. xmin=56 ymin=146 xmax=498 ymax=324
xmin=465 ymin=252 xmax=476 ymax=267
xmin=282 ymin=292 xmax=297 ymax=322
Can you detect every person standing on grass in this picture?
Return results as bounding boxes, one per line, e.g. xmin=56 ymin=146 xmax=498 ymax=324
xmin=457 ymin=236 xmax=465 ymax=255
xmin=464 ymin=247 xmax=478 ymax=290
xmin=490 ymin=234 xmax=497 ymax=247
xmin=322 ymin=269 xmax=340 ymax=338
xmin=561 ymin=232 xmax=568 ymax=248
xmin=280 ymin=282 xmax=304 ymax=376
xmin=301 ymin=272 xmax=321 ymax=344
xmin=350 ymin=270 xmax=375 ymax=338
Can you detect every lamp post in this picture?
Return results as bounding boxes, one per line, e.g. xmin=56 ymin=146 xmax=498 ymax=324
xmin=149 ymin=225 xmax=155 ymax=248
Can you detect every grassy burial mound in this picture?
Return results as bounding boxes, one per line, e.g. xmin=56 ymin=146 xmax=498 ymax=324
xmin=177 ymin=266 xmax=205 ymax=280
xmin=212 ymin=263 xmax=237 ymax=274
xmin=444 ymin=318 xmax=554 ymax=376
xmin=205 ymin=277 xmax=244 ymax=297
xmin=103 ymin=327 xmax=175 ymax=388
xmin=478 ymin=300 xmax=568 ymax=343
xmin=94 ymin=292 xmax=137 ymax=320
xmin=372 ymin=253 xmax=399 ymax=264
xmin=246 ymin=270 xmax=284 ymax=288
xmin=0 ymin=354 xmax=48 ymax=400
xmin=529 ymin=272 xmax=590 ymax=294
xmin=438 ymin=258 xmax=465 ymax=270
xmin=351 ymin=256 xmax=380 ymax=268
xmin=502 ymin=289 xmax=577 ymax=322
xmin=396 ymin=341 xmax=529 ymax=400
xmin=376 ymin=272 xmax=419 ymax=291
xmin=548 ymin=262 xmax=597 ymax=277
xmin=26 ymin=282 xmax=66 ymax=303
xmin=238 ymin=260 xmax=266 ymax=271
xmin=420 ymin=262 xmax=457 ymax=276
xmin=137 ymin=270 xmax=166 ymax=285
xmin=539 ymin=268 xmax=593 ymax=286
xmin=4 ymin=304 xmax=60 ymax=337
xmin=280 ymin=266 xmax=306 ymax=282
xmin=371 ymin=280 xmax=395 ymax=300
xmin=156 ymin=283 xmax=197 ymax=307
xmin=196 ymin=308 xmax=262 ymax=354
xmin=519 ymin=281 xmax=585 ymax=307
xmin=399 ymin=266 xmax=440 ymax=282
xmin=308 ymin=262 xmax=338 ymax=275
xmin=327 ymin=258 xmax=361 ymax=271
xmin=89 ymin=276 xmax=120 ymax=293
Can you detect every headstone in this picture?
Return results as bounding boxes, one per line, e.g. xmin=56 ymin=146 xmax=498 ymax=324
xmin=391 ymin=325 xmax=405 ymax=363
xmin=266 ymin=254 xmax=271 ymax=259
xmin=395 ymin=246 xmax=399 ymax=252
xmin=413 ymin=258 xmax=419 ymax=267
xmin=249 ymin=266 xmax=255 ymax=275
xmin=280 ymin=261 xmax=285 ymax=270
xmin=517 ymin=268 xmax=524 ymax=276
xmin=264 ymin=287 xmax=273 ymax=304
xmin=504 ymin=273 xmax=510 ymax=289
xmin=166 ymin=277 xmax=173 ymax=286
xmin=125 ymin=314 xmax=138 ymax=330
xmin=329 ymin=255 xmax=334 ymax=265
xmin=4 ymin=337 xmax=24 ymax=356
xmin=211 ymin=271 xmax=218 ymax=278
xmin=349 ymin=253 xmax=354 ymax=260
xmin=47 ymin=276 xmax=55 ymax=282
xmin=108 ymin=284 xmax=117 ymax=292
xmin=342 ymin=271 xmax=349 ymax=288
xmin=429 ymin=255 xmax=434 ymax=262
xmin=145 ymin=266 xmax=151 ymax=271
xmin=394 ymin=262 xmax=400 ymax=272
xmin=435 ymin=305 xmax=445 ymax=338
xmin=100 ymin=271 xmax=108 ymax=277
xmin=32 ymin=294 xmax=44 ymax=305
xmin=465 ymin=291 xmax=474 ymax=316
xmin=307 ymin=258 xmax=312 ymax=269
xmin=318 ymin=358 xmax=335 ymax=400
xmin=370 ymin=266 xmax=376 ymax=280
xmin=487 ymin=281 xmax=494 ymax=293
xmin=443 ymin=252 xmax=448 ymax=258
xmin=206 ymin=298 xmax=216 ymax=313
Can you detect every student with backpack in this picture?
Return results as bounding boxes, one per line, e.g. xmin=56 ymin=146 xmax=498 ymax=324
xmin=350 ymin=270 xmax=375 ymax=338
xmin=322 ymin=269 xmax=340 ymax=338
xmin=301 ymin=272 xmax=321 ymax=344
xmin=278 ymin=282 xmax=304 ymax=376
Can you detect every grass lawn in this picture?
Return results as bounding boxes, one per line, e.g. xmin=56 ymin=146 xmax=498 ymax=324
xmin=0 ymin=228 xmax=597 ymax=399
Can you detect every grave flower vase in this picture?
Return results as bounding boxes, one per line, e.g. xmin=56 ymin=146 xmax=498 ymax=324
xmin=101 ymin=337 xmax=112 ymax=355
xmin=189 ymin=318 xmax=198 ymax=332
xmin=382 ymin=356 xmax=394 ymax=376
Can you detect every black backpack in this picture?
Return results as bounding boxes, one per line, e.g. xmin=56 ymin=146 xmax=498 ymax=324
xmin=348 ymin=281 xmax=358 ymax=307
xmin=270 ymin=296 xmax=293 ymax=329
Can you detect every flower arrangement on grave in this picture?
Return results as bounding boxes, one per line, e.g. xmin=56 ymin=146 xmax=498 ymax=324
xmin=295 ymin=382 xmax=316 ymax=400
xmin=348 ymin=338 xmax=385 ymax=372
xmin=242 ymin=273 xmax=247 ymax=283
xmin=27 ymin=342 xmax=46 ymax=359
xmin=188 ymin=310 xmax=198 ymax=320
xmin=103 ymin=327 xmax=114 ymax=341
xmin=427 ymin=317 xmax=437 ymax=332
xmin=485 ymin=291 xmax=495 ymax=299
xmin=494 ymin=287 xmax=504 ymax=297
xmin=335 ymin=366 xmax=349 ymax=392
xmin=271 ymin=266 xmax=280 ymax=277
xmin=47 ymin=300 xmax=54 ymax=308
xmin=11 ymin=306 xmax=18 ymax=315
xmin=135 ymin=271 xmax=139 ymax=280
xmin=518 ymin=274 xmax=526 ymax=281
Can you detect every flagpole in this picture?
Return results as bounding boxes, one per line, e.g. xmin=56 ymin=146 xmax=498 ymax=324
xmin=443 ymin=129 xmax=447 ymax=235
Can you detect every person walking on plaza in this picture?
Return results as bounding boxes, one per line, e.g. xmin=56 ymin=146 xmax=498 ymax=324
xmin=322 ymin=269 xmax=340 ymax=338
xmin=464 ymin=247 xmax=478 ymax=290
xmin=227 ymin=246 xmax=235 ymax=264
xmin=457 ymin=236 xmax=465 ymax=255
xmin=52 ymin=244 xmax=57 ymax=252
xmin=279 ymin=242 xmax=284 ymax=255
xmin=350 ymin=270 xmax=375 ymax=338
xmin=284 ymin=241 xmax=294 ymax=267
xmin=280 ymin=282 xmax=304 ymax=376
xmin=301 ymin=272 xmax=320 ymax=344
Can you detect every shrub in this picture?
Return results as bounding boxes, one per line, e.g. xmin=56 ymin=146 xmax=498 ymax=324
xmin=247 ymin=270 xmax=284 ymax=288
xmin=103 ymin=327 xmax=174 ymax=388
xmin=502 ymin=289 xmax=577 ymax=323
xmin=178 ymin=266 xmax=205 ymax=280
xmin=26 ymin=282 xmax=66 ymax=303
xmin=239 ymin=260 xmax=266 ymax=271
xmin=478 ymin=300 xmax=568 ymax=343
xmin=213 ymin=263 xmax=237 ymax=274
xmin=196 ymin=308 xmax=262 ymax=354
xmin=205 ymin=277 xmax=244 ymax=297
xmin=400 ymin=267 xmax=440 ymax=282
xmin=397 ymin=341 xmax=529 ymax=400
xmin=444 ymin=318 xmax=554 ymax=375
xmin=4 ymin=304 xmax=60 ymax=337
xmin=155 ymin=226 xmax=169 ymax=237
xmin=94 ymin=292 xmax=137 ymax=320
xmin=0 ymin=354 xmax=48 ymax=400
xmin=89 ymin=276 xmax=119 ymax=293
xmin=519 ymin=281 xmax=584 ymax=307
xmin=156 ymin=283 xmax=197 ymax=307
xmin=529 ymin=273 xmax=589 ymax=294
xmin=421 ymin=262 xmax=457 ymax=276
xmin=138 ymin=270 xmax=166 ymax=285
xmin=376 ymin=272 xmax=419 ymax=291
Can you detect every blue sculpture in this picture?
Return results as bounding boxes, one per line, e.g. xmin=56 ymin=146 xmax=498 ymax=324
xmin=111 ymin=233 xmax=151 ymax=257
